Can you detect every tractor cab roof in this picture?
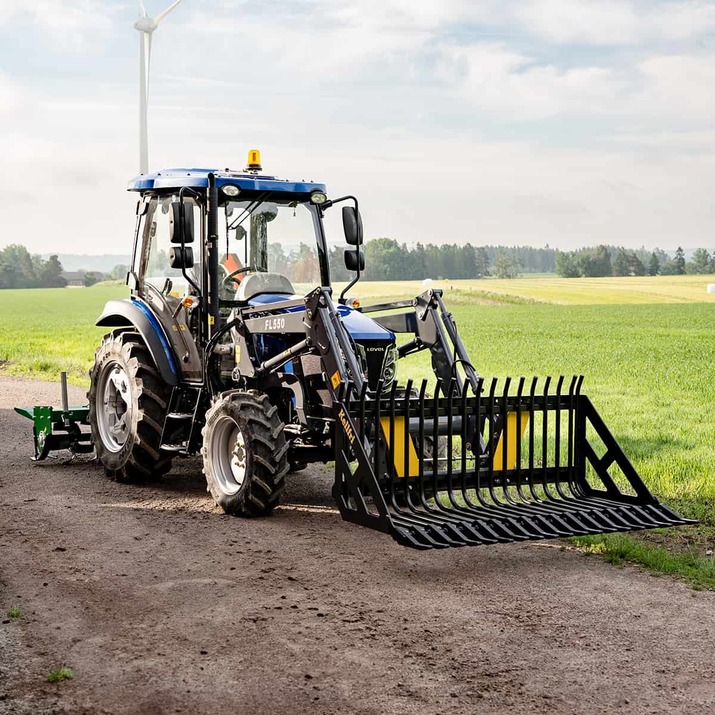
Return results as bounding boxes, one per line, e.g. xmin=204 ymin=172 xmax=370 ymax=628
xmin=127 ymin=168 xmax=326 ymax=197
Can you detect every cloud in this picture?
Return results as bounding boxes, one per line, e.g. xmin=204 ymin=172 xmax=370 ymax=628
xmin=517 ymin=0 xmax=715 ymax=46
xmin=327 ymin=133 xmax=715 ymax=249
xmin=0 ymin=0 xmax=115 ymax=50
xmin=436 ymin=43 xmax=625 ymax=120
xmin=636 ymin=54 xmax=715 ymax=120
xmin=0 ymin=73 xmax=20 ymax=119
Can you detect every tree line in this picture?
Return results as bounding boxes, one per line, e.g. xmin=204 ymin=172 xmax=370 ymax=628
xmin=330 ymin=240 xmax=715 ymax=281
xmin=0 ymin=244 xmax=121 ymax=289
xmin=0 ymin=245 xmax=67 ymax=289
xmin=4 ymin=240 xmax=715 ymax=289
xmin=553 ymin=246 xmax=713 ymax=277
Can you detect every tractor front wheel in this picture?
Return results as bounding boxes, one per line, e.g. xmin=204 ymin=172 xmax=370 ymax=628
xmin=88 ymin=332 xmax=173 ymax=482
xmin=202 ymin=391 xmax=288 ymax=516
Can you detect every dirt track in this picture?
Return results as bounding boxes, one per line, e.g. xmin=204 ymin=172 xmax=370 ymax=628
xmin=1 ymin=375 xmax=714 ymax=715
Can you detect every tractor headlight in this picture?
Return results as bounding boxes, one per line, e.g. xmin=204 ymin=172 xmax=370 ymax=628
xmin=381 ymin=346 xmax=398 ymax=389
xmin=221 ymin=184 xmax=241 ymax=197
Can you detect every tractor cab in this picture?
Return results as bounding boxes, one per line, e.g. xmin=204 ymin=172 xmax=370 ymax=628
xmin=127 ymin=151 xmax=361 ymax=306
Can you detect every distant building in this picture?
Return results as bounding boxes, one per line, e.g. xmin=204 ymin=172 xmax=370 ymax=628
xmin=60 ymin=271 xmax=85 ymax=287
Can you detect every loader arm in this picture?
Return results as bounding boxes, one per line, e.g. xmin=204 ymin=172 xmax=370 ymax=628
xmin=361 ymin=289 xmax=481 ymax=395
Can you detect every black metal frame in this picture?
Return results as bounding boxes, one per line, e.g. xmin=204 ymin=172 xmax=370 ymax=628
xmin=332 ymin=375 xmax=692 ymax=550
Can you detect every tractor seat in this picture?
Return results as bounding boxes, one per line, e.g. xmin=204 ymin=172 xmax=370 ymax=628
xmin=236 ymin=272 xmax=295 ymax=302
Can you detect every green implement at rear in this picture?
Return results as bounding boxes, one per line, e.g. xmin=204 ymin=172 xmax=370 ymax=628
xmin=14 ymin=373 xmax=93 ymax=461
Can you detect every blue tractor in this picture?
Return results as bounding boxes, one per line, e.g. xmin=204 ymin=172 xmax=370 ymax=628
xmin=87 ymin=151 xmax=690 ymax=549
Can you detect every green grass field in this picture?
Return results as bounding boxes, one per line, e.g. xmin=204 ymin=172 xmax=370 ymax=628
xmin=1 ymin=276 xmax=713 ymax=585
xmin=0 ymin=285 xmax=127 ymax=386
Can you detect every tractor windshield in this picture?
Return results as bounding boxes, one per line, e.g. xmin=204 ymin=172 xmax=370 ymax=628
xmin=219 ymin=198 xmax=325 ymax=289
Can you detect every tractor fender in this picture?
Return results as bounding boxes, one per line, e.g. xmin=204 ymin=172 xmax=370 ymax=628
xmin=96 ymin=298 xmax=179 ymax=387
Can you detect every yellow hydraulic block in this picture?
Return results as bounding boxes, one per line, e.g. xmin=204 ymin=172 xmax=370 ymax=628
xmin=380 ymin=417 xmax=420 ymax=478
xmin=492 ymin=412 xmax=530 ymax=471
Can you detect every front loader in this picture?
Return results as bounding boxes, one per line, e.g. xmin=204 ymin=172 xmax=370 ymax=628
xmin=82 ymin=150 xmax=691 ymax=549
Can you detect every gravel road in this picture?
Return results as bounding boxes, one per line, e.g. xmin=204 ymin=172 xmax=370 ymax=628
xmin=1 ymin=375 xmax=713 ymax=715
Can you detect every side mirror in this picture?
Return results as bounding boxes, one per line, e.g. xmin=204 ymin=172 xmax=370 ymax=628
xmin=342 ymin=206 xmax=363 ymax=246
xmin=344 ymin=248 xmax=364 ymax=272
xmin=170 ymin=201 xmax=195 ymax=244
xmin=169 ymin=246 xmax=194 ymax=269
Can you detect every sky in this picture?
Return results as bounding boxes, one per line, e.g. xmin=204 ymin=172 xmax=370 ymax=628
xmin=1 ymin=0 xmax=714 ymax=255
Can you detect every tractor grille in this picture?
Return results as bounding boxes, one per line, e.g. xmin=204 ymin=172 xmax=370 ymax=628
xmin=356 ymin=341 xmax=397 ymax=392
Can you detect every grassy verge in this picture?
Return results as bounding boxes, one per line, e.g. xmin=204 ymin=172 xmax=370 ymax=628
xmin=570 ymin=529 xmax=715 ymax=590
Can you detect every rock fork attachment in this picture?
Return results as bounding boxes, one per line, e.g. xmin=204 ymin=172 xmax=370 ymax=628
xmin=332 ymin=376 xmax=692 ymax=549
xmin=294 ymin=287 xmax=692 ymax=549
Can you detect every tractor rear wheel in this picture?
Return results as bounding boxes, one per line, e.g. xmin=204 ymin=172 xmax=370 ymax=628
xmin=88 ymin=332 xmax=173 ymax=482
xmin=202 ymin=391 xmax=288 ymax=516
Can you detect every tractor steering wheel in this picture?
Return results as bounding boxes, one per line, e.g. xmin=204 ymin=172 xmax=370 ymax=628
xmin=222 ymin=265 xmax=256 ymax=285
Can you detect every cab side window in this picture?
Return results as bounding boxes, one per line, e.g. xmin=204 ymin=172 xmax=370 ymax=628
xmin=141 ymin=195 xmax=202 ymax=297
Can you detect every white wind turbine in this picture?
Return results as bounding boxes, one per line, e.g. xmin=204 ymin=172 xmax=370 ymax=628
xmin=134 ymin=0 xmax=184 ymax=174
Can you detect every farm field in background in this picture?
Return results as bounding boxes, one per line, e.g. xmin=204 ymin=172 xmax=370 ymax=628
xmin=1 ymin=276 xmax=714 ymax=583
xmin=338 ymin=274 xmax=715 ymax=305
xmin=0 ymin=285 xmax=127 ymax=385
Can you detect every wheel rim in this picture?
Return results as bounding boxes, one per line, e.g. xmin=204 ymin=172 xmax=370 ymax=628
xmin=96 ymin=361 xmax=133 ymax=452
xmin=210 ymin=415 xmax=247 ymax=496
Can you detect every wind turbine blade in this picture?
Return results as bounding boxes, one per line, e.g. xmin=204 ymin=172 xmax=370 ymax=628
xmin=154 ymin=0 xmax=183 ymax=25
xmin=138 ymin=0 xmax=148 ymax=17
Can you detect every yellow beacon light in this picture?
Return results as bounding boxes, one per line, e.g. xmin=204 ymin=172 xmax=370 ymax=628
xmin=246 ymin=149 xmax=262 ymax=171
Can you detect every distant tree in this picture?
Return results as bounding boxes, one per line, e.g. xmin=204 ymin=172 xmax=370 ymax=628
xmin=612 ymin=249 xmax=629 ymax=277
xmin=575 ymin=252 xmax=597 ymax=277
xmin=648 ymin=252 xmax=660 ymax=276
xmin=690 ymin=248 xmax=711 ymax=274
xmin=591 ymin=245 xmax=612 ymax=277
xmin=555 ymin=251 xmax=579 ymax=278
xmin=292 ymin=243 xmax=320 ymax=283
xmin=492 ymin=251 xmax=521 ymax=279
xmin=328 ymin=245 xmax=352 ymax=282
xmin=267 ymin=243 xmax=289 ymax=276
xmin=0 ymin=244 xmax=36 ymax=287
xmin=459 ymin=244 xmax=477 ymax=279
xmin=627 ymin=252 xmax=646 ymax=276
xmin=109 ymin=264 xmax=129 ymax=281
xmin=474 ymin=247 xmax=489 ymax=278
xmin=660 ymin=259 xmax=679 ymax=275
xmin=38 ymin=255 xmax=67 ymax=287
xmin=410 ymin=243 xmax=427 ymax=279
xmin=364 ymin=238 xmax=407 ymax=281
xmin=674 ymin=246 xmax=686 ymax=275
xmin=0 ymin=263 xmax=21 ymax=289
xmin=83 ymin=271 xmax=103 ymax=287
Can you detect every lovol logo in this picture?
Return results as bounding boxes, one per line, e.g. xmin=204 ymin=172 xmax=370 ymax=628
xmin=337 ymin=407 xmax=356 ymax=446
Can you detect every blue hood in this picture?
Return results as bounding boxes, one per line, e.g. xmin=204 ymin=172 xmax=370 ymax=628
xmin=248 ymin=293 xmax=395 ymax=342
